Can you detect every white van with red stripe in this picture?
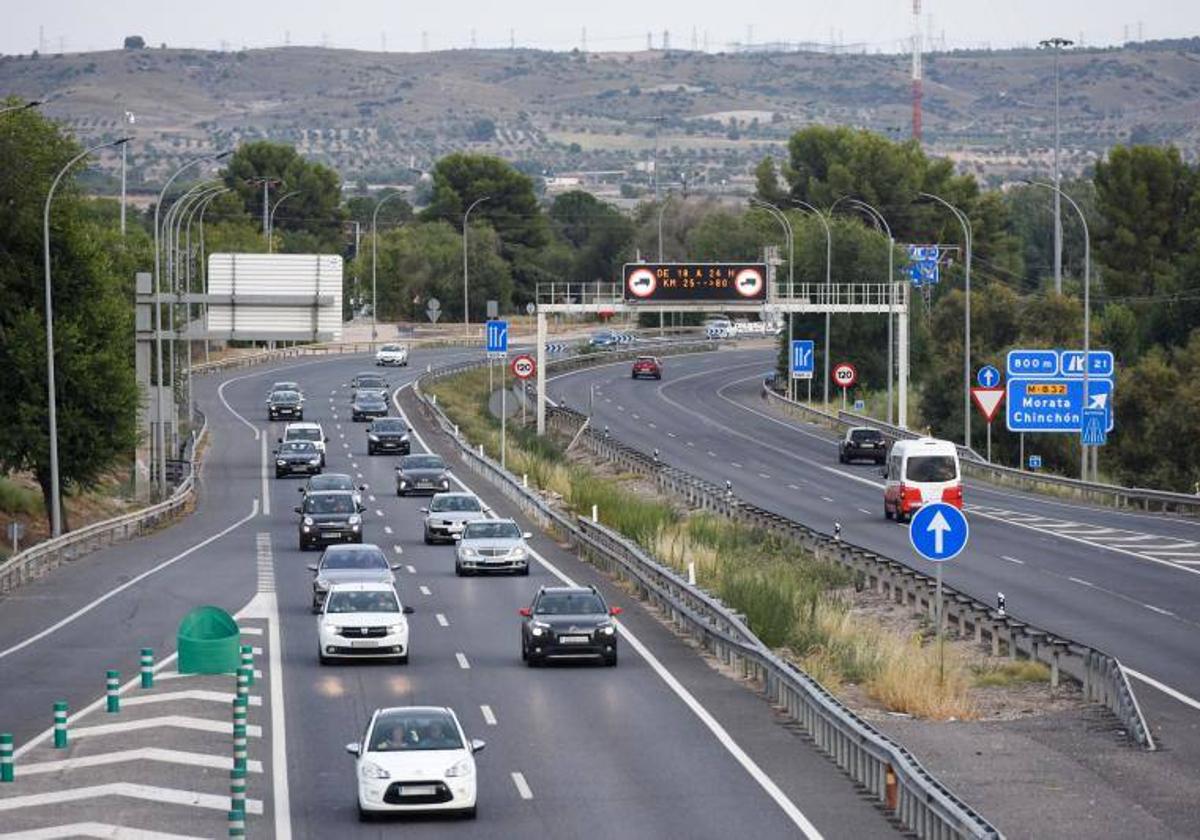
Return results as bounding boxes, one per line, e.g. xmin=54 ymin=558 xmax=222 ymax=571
xmin=882 ymin=438 xmax=962 ymax=522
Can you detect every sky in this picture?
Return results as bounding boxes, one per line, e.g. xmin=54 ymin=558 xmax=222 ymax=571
xmin=5 ymin=0 xmax=1199 ymax=56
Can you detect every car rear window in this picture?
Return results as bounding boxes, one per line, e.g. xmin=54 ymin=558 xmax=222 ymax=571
xmin=905 ymin=455 xmax=957 ymax=483
xmin=288 ymin=428 xmax=321 ymax=441
xmin=850 ymin=430 xmax=883 ymax=443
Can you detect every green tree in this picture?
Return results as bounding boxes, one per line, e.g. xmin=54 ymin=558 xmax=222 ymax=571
xmin=0 ymin=106 xmax=140 ymax=529
xmin=548 ymin=190 xmax=634 ymax=283
xmin=753 ymin=157 xmax=787 ymax=206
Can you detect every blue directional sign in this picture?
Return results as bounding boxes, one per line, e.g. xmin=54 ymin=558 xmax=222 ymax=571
xmin=1028 ymin=454 xmax=1043 ymax=470
xmin=1006 ymin=349 xmax=1059 ymax=378
xmin=1060 ymin=350 xmax=1115 ymax=379
xmin=790 ymin=340 xmax=814 ymax=379
xmin=906 ymin=245 xmax=940 ymax=287
xmin=1006 ymin=378 xmax=1113 ymax=433
xmin=485 ymin=320 xmax=508 ymax=356
xmin=1081 ymin=408 xmax=1108 ymax=446
xmin=977 ymin=365 xmax=1001 ymax=388
xmin=909 ymin=502 xmax=969 ymax=562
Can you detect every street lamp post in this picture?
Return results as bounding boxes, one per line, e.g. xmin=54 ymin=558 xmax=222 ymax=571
xmin=657 ymin=194 xmax=673 ymax=336
xmin=268 ymin=190 xmax=301 ymax=253
xmin=462 ymin=196 xmax=490 ymax=332
xmin=196 ymin=189 xmax=231 ymax=364
xmin=749 ymin=198 xmax=794 ymax=397
xmin=791 ymin=200 xmax=832 ymax=408
xmin=120 ymin=111 xmax=135 ymax=237
xmin=371 ymin=191 xmax=408 ymax=344
xmin=1027 ymin=179 xmax=1091 ymax=480
xmin=919 ymin=192 xmax=972 ymax=451
xmin=1040 ymin=37 xmax=1073 ymax=296
xmin=178 ymin=185 xmax=227 ymax=425
xmin=153 ymin=152 xmax=230 ymax=494
xmin=42 ymin=136 xmax=131 ymax=536
xmin=846 ymin=199 xmax=896 ymax=425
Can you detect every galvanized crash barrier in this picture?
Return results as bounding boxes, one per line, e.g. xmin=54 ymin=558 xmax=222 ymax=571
xmin=0 ymin=410 xmax=208 ymax=597
xmin=766 ymin=387 xmax=1200 ymax=516
xmin=413 ymin=359 xmax=1007 ymax=840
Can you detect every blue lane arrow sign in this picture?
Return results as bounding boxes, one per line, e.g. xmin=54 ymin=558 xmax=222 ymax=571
xmin=790 ymin=340 xmax=814 ymax=379
xmin=485 ymin=320 xmax=508 ymax=355
xmin=909 ymin=502 xmax=969 ymax=562
xmin=977 ymin=365 xmax=1001 ymax=388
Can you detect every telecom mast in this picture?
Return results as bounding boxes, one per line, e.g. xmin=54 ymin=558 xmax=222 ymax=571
xmin=911 ymin=0 xmax=923 ymax=142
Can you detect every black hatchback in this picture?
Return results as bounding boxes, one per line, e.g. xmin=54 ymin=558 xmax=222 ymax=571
xmin=395 ymin=454 xmax=450 ymax=496
xmin=352 ymin=391 xmax=389 ymax=422
xmin=367 ymin=418 xmax=410 ymax=455
xmin=267 ymin=390 xmax=304 ymax=421
xmin=519 ymin=586 xmax=621 ymax=667
xmin=296 ymin=490 xmax=366 ymax=550
xmin=275 ymin=440 xmax=323 ymax=478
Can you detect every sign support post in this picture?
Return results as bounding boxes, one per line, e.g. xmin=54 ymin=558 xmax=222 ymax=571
xmin=908 ymin=502 xmax=969 ymax=689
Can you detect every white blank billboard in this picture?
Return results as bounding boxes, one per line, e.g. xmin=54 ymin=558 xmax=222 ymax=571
xmin=206 ymin=253 xmax=342 ymax=341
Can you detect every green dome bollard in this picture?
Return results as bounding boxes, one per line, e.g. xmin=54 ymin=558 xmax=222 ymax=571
xmin=177 ymin=606 xmax=241 ymax=675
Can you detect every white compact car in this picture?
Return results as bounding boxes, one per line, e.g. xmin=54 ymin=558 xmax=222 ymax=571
xmin=318 ymin=582 xmax=412 ymax=664
xmin=348 ymin=706 xmax=484 ymax=821
xmin=375 ymin=344 xmax=409 ymax=367
xmin=282 ymin=421 xmax=329 ymax=466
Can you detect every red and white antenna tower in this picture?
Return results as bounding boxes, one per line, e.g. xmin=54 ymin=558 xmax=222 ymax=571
xmin=911 ymin=0 xmax=923 ymax=142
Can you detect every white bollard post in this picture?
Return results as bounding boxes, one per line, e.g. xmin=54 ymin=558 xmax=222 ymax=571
xmin=592 ymin=504 xmax=598 ymax=523
xmin=688 ymin=562 xmax=696 ymax=586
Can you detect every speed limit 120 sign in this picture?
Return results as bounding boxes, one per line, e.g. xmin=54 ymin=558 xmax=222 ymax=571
xmin=832 ymin=362 xmax=858 ymax=389
xmin=510 ymin=354 xmax=536 ymax=379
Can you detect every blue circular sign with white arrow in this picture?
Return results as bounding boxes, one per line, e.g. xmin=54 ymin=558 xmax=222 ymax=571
xmin=976 ymin=365 xmax=1001 ymax=388
xmin=908 ymin=502 xmax=970 ymax=562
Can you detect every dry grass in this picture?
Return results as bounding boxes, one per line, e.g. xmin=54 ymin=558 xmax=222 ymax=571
xmin=972 ymin=660 xmax=1051 ymax=688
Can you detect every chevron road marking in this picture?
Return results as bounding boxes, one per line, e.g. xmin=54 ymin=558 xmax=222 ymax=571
xmin=121 ymin=690 xmax=262 ymax=708
xmin=0 ymin=783 xmax=263 ymax=815
xmin=70 ymin=716 xmax=263 ymax=740
xmin=0 ymin=823 xmax=206 ymax=839
xmin=16 ymin=748 xmax=264 ymax=777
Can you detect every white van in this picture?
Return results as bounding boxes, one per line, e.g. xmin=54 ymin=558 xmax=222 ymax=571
xmin=882 ymin=438 xmax=962 ymax=522
xmin=704 ymin=317 xmax=734 ymax=339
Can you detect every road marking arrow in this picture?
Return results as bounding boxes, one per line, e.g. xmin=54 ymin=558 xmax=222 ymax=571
xmin=927 ymin=510 xmax=951 ymax=555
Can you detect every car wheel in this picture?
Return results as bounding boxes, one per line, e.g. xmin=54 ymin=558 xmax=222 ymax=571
xmin=396 ymin=655 xmax=409 ymax=665
xmin=297 ymin=413 xmax=303 ymax=421
xmin=367 ymin=445 xmax=374 ymax=456
xmin=518 ymin=564 xmax=530 ymax=576
xmin=275 ymin=471 xmax=284 ymax=479
xmin=358 ymin=805 xmax=375 ymax=823
xmin=604 ymin=650 xmax=618 ymax=667
xmin=311 ymin=599 xmax=321 ymax=614
xmin=526 ymin=652 xmax=541 ymax=668
xmin=838 ymin=452 xmax=846 ymax=464
xmin=454 ymin=562 xmax=464 ymax=577
xmin=397 ymin=488 xmax=405 ymax=497
xmin=883 ymin=503 xmax=892 ymax=521
xmin=520 ymin=638 xmax=528 ymax=661
xmin=318 ymin=651 xmax=330 ymax=665
xmin=460 ymin=807 xmax=476 ymax=820
xmin=423 ymin=534 xmax=433 ymax=545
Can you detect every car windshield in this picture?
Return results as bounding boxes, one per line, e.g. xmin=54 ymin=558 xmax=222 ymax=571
xmin=535 ymin=592 xmax=606 ymax=615
xmin=281 ymin=441 xmax=316 ymax=453
xmin=305 ymin=494 xmax=356 ymax=514
xmin=850 ymin=430 xmax=882 ymax=443
xmin=308 ymin=475 xmax=353 ymax=492
xmin=431 ymin=495 xmax=481 ymax=513
xmin=368 ymin=711 xmax=463 ymax=752
xmin=462 ymin=521 xmax=520 ymax=540
xmin=356 ymin=377 xmax=386 ymax=388
xmin=321 ymin=548 xmax=388 ymax=570
xmin=373 ymin=420 xmax=406 ymax=432
xmin=906 ymin=455 xmax=957 ymax=482
xmin=272 ymin=382 xmax=298 ymax=392
xmin=401 ymin=456 xmax=444 ymax=471
xmin=272 ymin=391 xmax=301 ymax=403
xmin=325 ymin=590 xmax=399 ymax=614
xmin=381 ymin=345 xmax=403 ymax=352
xmin=288 ymin=428 xmax=321 ymax=442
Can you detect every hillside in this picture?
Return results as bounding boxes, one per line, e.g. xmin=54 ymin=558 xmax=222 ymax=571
xmin=2 ymin=40 xmax=1199 ymax=190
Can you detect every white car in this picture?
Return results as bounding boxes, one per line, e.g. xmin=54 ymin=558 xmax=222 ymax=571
xmin=282 ymin=421 xmax=328 ymax=466
xmin=348 ymin=706 xmax=484 ymax=821
xmin=375 ymin=344 xmax=409 ymax=367
xmin=318 ymin=582 xmax=412 ymax=664
xmin=454 ymin=519 xmax=532 ymax=576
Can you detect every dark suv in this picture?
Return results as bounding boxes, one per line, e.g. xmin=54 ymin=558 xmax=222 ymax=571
xmin=519 ymin=586 xmax=621 ymax=667
xmin=839 ymin=427 xmax=887 ymax=465
xmin=367 ymin=418 xmax=410 ymax=455
xmin=296 ymin=490 xmax=366 ymax=550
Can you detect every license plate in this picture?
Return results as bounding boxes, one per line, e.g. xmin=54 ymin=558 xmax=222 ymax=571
xmin=350 ymin=639 xmax=377 ymax=648
xmin=416 ymin=481 xmax=434 ymax=487
xmin=401 ymin=785 xmax=437 ymax=796
xmin=323 ymin=531 xmax=341 ymax=538
xmin=559 ymin=635 xmax=590 ymax=644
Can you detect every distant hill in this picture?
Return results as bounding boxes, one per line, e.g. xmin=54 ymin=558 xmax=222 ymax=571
xmin=2 ymin=40 xmax=1199 ymax=190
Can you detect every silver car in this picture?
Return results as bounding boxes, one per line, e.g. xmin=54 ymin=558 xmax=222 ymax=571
xmin=307 ymin=543 xmax=399 ymax=612
xmin=454 ymin=519 xmax=532 ymax=576
xmin=421 ymin=493 xmax=489 ymax=545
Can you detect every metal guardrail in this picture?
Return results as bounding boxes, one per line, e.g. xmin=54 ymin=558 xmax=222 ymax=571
xmin=413 ymin=358 xmax=1009 ymax=839
xmin=766 ymin=387 xmax=1200 ymax=516
xmin=0 ymin=411 xmax=208 ymax=596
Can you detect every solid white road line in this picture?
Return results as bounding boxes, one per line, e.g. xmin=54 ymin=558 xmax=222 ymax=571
xmin=511 ymin=772 xmax=533 ymax=800
xmin=260 ymin=433 xmax=270 ymax=516
xmin=72 ymin=715 xmax=262 ymax=739
xmin=436 ymin=613 xmax=449 ymax=627
xmin=455 ymin=652 xmax=470 ymax=669
xmin=480 ymin=705 xmax=497 ymax=726
xmin=857 ymin=508 xmax=871 ymax=515
xmin=1143 ymin=603 xmax=1174 ymax=616
xmin=1001 ymin=555 xmax=1025 ymax=565
xmin=122 ymin=690 xmax=262 ymax=708
xmin=392 ymin=383 xmax=823 ymax=838
xmin=0 ymin=501 xmax=259 ymax=661
xmin=1068 ymin=577 xmax=1094 ymax=587
xmin=0 ymin=822 xmax=206 ymax=839
xmin=1122 ymin=667 xmax=1200 ymax=713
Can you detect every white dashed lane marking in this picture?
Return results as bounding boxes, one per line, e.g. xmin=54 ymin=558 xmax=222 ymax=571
xmin=405 ymin=565 xmax=416 ymax=574
xmin=456 ymin=652 xmax=470 ymax=670
xmin=419 ymin=586 xmax=431 ymax=596
xmin=435 ymin=613 xmax=449 ymax=627
xmin=1002 ymin=555 xmax=1025 ymax=565
xmin=511 ymin=772 xmax=533 ymax=800
xmin=480 ymin=705 xmax=497 ymax=726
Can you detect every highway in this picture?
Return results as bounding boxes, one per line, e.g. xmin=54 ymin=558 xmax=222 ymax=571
xmin=549 ymin=345 xmax=1200 ymax=831
xmin=0 ymin=345 xmax=897 ymax=838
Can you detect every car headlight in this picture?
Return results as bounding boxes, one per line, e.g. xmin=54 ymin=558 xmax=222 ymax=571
xmin=348 ymin=514 xmax=361 ymax=526
xmin=398 ymin=479 xmax=408 ymax=488
xmin=322 ymin=622 xmax=338 ymax=631
xmin=599 ymin=623 xmax=616 ymax=636
xmin=510 ymin=547 xmax=528 ymax=560
xmin=445 ymin=758 xmax=473 ymax=778
xmin=531 ymin=620 xmax=549 ymax=637
xmin=309 ymin=458 xmax=321 ymax=465
xmin=368 ymin=434 xmax=379 ymax=441
xmin=460 ymin=547 xmax=477 ymax=557
xmin=400 ymin=434 xmax=409 ymax=442
xmin=386 ymin=624 xmax=404 ymax=635
xmin=360 ymin=761 xmax=390 ymax=780
xmin=303 ymin=516 xmax=314 ymax=526
xmin=276 ymin=459 xmax=286 ymax=466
